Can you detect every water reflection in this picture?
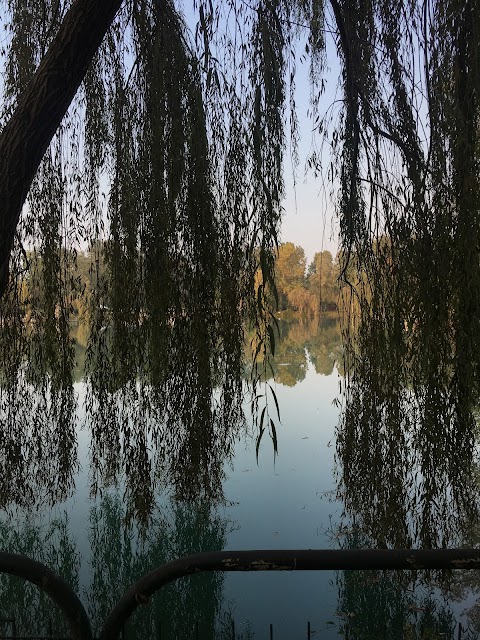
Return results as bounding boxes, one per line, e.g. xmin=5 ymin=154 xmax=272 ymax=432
xmin=248 ymin=316 xmax=342 ymax=387
xmin=337 ymin=334 xmax=480 ymax=549
xmin=1 ymin=313 xmax=479 ymax=553
xmin=83 ymin=318 xmax=342 ymax=520
xmin=1 ymin=314 xmax=480 ymax=634
xmin=336 ymin=567 xmax=458 ymax=639
xmin=335 ymin=530 xmax=462 ymax=640
xmin=0 ymin=316 xmax=245 ymax=522
xmin=0 ymin=497 xmax=235 ymax=639
xmin=0 ymin=505 xmax=472 ymax=639
xmin=0 ymin=514 xmax=79 ymax=636
xmin=86 ymin=496 xmax=229 ymax=638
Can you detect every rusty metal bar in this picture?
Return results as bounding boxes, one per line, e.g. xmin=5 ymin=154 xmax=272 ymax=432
xmin=98 ymin=548 xmax=480 ymax=639
xmin=0 ymin=552 xmax=92 ymax=640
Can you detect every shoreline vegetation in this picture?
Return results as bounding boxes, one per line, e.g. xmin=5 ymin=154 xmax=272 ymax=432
xmin=269 ymin=243 xmax=340 ymax=317
xmin=18 ymin=241 xmax=343 ymax=332
xmin=14 ymin=239 xmax=345 ymax=381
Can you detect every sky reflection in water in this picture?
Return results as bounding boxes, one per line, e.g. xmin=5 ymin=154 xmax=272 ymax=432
xmin=0 ymin=318 xmax=478 ymax=638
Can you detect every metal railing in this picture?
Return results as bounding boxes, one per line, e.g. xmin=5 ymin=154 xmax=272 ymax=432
xmin=0 ymin=618 xmax=473 ymax=640
xmin=1 ymin=548 xmax=480 ymax=640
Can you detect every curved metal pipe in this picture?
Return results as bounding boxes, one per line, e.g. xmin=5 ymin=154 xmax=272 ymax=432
xmin=0 ymin=552 xmax=92 ymax=640
xmin=99 ymin=548 xmax=480 ymax=639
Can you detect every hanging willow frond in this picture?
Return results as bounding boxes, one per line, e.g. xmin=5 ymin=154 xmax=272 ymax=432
xmin=0 ymin=0 xmax=479 ymax=538
xmin=0 ymin=0 xmax=305 ymax=519
xmin=331 ymin=0 xmax=480 ymax=546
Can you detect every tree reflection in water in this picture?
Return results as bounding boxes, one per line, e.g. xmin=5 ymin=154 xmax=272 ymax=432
xmin=84 ymin=308 xmax=248 ymax=523
xmin=1 ymin=315 xmax=480 ymax=633
xmin=0 ymin=313 xmax=343 ymax=524
xmin=260 ymin=317 xmax=480 ymax=634
xmin=335 ymin=532 xmax=459 ymax=640
xmin=0 ymin=514 xmax=80 ymax=636
xmin=0 ymin=504 xmax=472 ymax=639
xmin=0 ymin=315 xmax=244 ymax=524
xmin=0 ymin=497 xmax=247 ymax=639
xmin=247 ymin=316 xmax=342 ymax=387
xmin=86 ymin=495 xmax=231 ymax=638
xmin=336 ymin=318 xmax=480 ymax=549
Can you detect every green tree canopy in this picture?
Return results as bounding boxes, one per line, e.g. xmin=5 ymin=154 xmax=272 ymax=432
xmin=307 ymin=250 xmax=337 ymax=312
xmin=275 ymin=242 xmax=307 ymax=310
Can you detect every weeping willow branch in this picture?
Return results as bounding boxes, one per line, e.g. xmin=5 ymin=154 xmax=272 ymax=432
xmin=0 ymin=0 xmax=479 ymax=527
xmin=0 ymin=0 xmax=123 ymax=296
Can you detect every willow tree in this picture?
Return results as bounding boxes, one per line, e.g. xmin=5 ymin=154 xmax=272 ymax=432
xmin=0 ymin=0 xmax=479 ymax=526
xmin=331 ymin=0 xmax=480 ymax=548
xmin=0 ymin=0 xmax=292 ymax=519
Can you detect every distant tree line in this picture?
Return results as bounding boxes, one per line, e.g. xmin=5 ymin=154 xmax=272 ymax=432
xmin=274 ymin=242 xmax=340 ymax=317
xmin=17 ymin=241 xmax=341 ymax=330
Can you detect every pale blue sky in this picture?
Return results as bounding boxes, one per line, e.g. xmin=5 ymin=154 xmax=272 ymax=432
xmin=281 ymin=67 xmax=338 ymax=261
xmin=280 ymin=46 xmax=340 ymax=265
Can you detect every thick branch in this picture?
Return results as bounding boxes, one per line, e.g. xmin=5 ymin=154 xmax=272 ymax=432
xmin=0 ymin=0 xmax=124 ymax=297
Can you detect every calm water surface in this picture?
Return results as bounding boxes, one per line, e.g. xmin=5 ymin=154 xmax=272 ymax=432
xmin=0 ymin=319 xmax=478 ymax=638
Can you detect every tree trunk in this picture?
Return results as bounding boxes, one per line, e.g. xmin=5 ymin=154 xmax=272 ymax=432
xmin=0 ymin=0 xmax=124 ymax=297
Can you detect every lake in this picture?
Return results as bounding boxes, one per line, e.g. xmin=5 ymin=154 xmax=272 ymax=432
xmin=0 ymin=318 xmax=478 ymax=639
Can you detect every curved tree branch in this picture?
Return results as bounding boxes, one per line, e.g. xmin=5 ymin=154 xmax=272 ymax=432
xmin=0 ymin=0 xmax=124 ymax=297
